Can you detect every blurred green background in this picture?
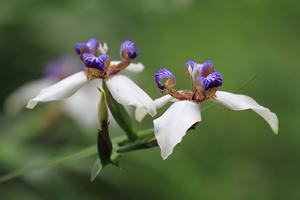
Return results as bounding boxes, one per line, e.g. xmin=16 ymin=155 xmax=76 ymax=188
xmin=1 ymin=0 xmax=299 ymax=199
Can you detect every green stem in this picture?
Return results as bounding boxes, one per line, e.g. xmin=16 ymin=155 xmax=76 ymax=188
xmin=117 ymin=138 xmax=157 ymax=153
xmin=0 ymin=145 xmax=97 ymax=183
xmin=0 ymin=129 xmax=155 ymax=183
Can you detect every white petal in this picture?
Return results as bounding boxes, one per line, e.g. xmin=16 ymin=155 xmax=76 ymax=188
xmin=4 ymin=78 xmax=54 ymax=115
xmin=214 ymin=91 xmax=278 ymax=134
xmin=154 ymin=101 xmax=201 ymax=160
xmin=63 ymin=79 xmax=101 ymax=131
xmin=99 ymin=42 xmax=108 ymax=54
xmin=63 ymin=79 xmax=118 ymax=131
xmin=106 ymin=74 xmax=156 ymax=119
xmin=26 ymin=71 xmax=89 ymax=109
xmin=135 ymin=94 xmax=176 ymax=122
xmin=110 ymin=61 xmax=145 ymax=73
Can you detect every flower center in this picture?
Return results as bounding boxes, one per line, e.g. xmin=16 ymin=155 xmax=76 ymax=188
xmin=74 ymin=38 xmax=138 ymax=80
xmin=155 ymin=60 xmax=223 ymax=103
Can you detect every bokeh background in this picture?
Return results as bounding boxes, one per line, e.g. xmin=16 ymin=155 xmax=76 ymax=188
xmin=1 ymin=0 xmax=300 ymax=199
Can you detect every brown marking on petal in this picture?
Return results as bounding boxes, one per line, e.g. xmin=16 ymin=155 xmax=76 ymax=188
xmin=85 ymin=68 xmax=105 ymax=80
xmin=194 ymin=87 xmax=217 ymax=103
xmin=203 ymin=88 xmax=217 ymax=99
xmin=166 ymin=87 xmax=193 ymax=101
xmin=201 ymin=68 xmax=214 ymax=77
xmin=165 ymin=78 xmax=176 ymax=89
xmin=121 ymin=51 xmax=130 ymax=60
xmin=185 ymin=66 xmax=190 ymax=80
xmin=104 ymin=58 xmax=112 ymax=72
xmin=105 ymin=59 xmax=130 ymax=77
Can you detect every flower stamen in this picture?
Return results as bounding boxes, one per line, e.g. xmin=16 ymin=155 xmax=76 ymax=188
xmin=155 ymin=60 xmax=223 ymax=103
xmin=75 ymin=39 xmax=139 ymax=80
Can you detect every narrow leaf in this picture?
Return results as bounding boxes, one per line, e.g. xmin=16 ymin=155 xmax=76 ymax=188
xmin=90 ymin=158 xmax=103 ymax=182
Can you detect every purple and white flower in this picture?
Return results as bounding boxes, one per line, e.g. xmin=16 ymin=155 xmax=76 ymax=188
xmin=26 ymin=39 xmax=156 ymax=121
xmin=143 ymin=60 xmax=278 ymax=159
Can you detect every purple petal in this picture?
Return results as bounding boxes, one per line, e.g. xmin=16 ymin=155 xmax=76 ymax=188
xmin=120 ymin=40 xmax=138 ymax=59
xmin=186 ymin=60 xmax=197 ymax=70
xmin=198 ymin=60 xmax=214 ymax=76
xmin=198 ymin=71 xmax=222 ymax=90
xmin=74 ymin=38 xmax=100 ymax=55
xmin=74 ymin=42 xmax=89 ymax=55
xmin=83 ymin=53 xmax=109 ymax=71
xmin=86 ymin=38 xmax=99 ymax=53
xmin=154 ymin=68 xmax=175 ymax=92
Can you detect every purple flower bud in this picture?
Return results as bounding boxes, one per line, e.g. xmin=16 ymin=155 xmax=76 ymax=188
xmin=198 ymin=60 xmax=214 ymax=76
xmin=198 ymin=71 xmax=222 ymax=90
xmin=120 ymin=40 xmax=138 ymax=59
xmin=154 ymin=68 xmax=176 ymax=92
xmin=74 ymin=38 xmax=100 ymax=55
xmin=83 ymin=53 xmax=109 ymax=71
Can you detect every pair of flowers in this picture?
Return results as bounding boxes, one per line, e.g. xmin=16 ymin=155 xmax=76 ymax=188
xmin=26 ymin=38 xmax=278 ymax=160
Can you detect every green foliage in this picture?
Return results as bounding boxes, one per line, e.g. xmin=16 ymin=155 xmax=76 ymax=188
xmin=0 ymin=0 xmax=299 ymax=199
xmin=103 ymin=82 xmax=138 ymax=141
xmin=90 ymin=158 xmax=103 ymax=182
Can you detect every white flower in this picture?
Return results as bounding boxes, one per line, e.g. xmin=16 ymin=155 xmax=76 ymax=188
xmin=4 ymin=56 xmax=101 ymax=131
xmin=26 ymin=62 xmax=156 ymax=118
xmin=26 ymin=39 xmax=156 ymax=124
xmin=152 ymin=62 xmax=278 ymax=160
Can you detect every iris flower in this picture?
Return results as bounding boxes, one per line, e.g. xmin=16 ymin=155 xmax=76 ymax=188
xmin=4 ymin=56 xmax=104 ymax=130
xmin=151 ymin=60 xmax=278 ymax=159
xmin=26 ymin=38 xmax=156 ymax=120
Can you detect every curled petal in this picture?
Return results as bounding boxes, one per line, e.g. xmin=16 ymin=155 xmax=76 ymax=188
xmin=74 ymin=38 xmax=100 ymax=55
xmin=198 ymin=60 xmax=214 ymax=76
xmin=106 ymin=74 xmax=156 ymax=118
xmin=198 ymin=71 xmax=222 ymax=90
xmin=154 ymin=101 xmax=201 ymax=159
xmin=26 ymin=71 xmax=89 ymax=109
xmin=86 ymin=38 xmax=100 ymax=54
xmin=74 ymin=42 xmax=89 ymax=55
xmin=154 ymin=68 xmax=176 ymax=92
xmin=185 ymin=59 xmax=197 ymax=78
xmin=83 ymin=54 xmax=109 ymax=71
xmin=214 ymin=91 xmax=279 ymax=134
xmin=120 ymin=40 xmax=138 ymax=59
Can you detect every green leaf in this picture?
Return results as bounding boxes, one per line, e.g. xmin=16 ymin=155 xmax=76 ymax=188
xmin=103 ymin=82 xmax=138 ymax=141
xmin=90 ymin=158 xmax=103 ymax=182
xmin=0 ymin=145 xmax=97 ymax=183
